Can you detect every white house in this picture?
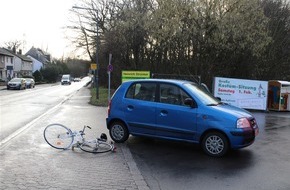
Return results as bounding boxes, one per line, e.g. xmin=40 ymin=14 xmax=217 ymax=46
xmin=25 ymin=47 xmax=51 ymax=71
xmin=26 ymin=55 xmax=43 ymax=72
xmin=0 ymin=48 xmax=14 ymax=81
xmin=7 ymin=49 xmax=33 ymax=77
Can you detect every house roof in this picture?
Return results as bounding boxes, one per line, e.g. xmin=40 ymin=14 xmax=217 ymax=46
xmin=25 ymin=47 xmax=51 ymax=64
xmin=0 ymin=48 xmax=14 ymax=57
xmin=15 ymin=53 xmax=33 ymax=62
xmin=3 ymin=48 xmax=32 ymax=62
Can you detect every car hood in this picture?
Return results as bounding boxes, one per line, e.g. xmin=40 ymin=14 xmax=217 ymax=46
xmin=8 ymin=82 xmax=21 ymax=85
xmin=210 ymin=104 xmax=253 ymax=119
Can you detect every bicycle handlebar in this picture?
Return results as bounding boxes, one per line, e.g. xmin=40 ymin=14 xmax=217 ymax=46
xmin=81 ymin=125 xmax=92 ymax=133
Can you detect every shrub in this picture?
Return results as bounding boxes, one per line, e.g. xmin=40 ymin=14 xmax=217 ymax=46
xmin=33 ymin=70 xmax=43 ymax=82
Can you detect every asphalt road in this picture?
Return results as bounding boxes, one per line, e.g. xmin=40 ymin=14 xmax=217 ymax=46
xmin=126 ymin=111 xmax=290 ymax=190
xmin=0 ymin=82 xmax=147 ymax=190
xmin=1 ymin=82 xmax=290 ymax=190
xmin=0 ymin=78 xmax=90 ymax=143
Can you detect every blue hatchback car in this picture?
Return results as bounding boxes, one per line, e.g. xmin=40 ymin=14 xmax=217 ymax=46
xmin=106 ymin=79 xmax=259 ymax=157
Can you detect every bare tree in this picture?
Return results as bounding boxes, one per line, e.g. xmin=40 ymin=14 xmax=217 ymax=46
xmin=4 ymin=40 xmax=22 ymax=50
xmin=68 ymin=0 xmax=288 ymax=87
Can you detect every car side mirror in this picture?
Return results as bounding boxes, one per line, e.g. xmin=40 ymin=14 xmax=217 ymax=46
xmin=184 ymin=98 xmax=197 ymax=108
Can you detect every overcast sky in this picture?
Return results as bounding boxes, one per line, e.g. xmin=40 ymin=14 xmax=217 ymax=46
xmin=0 ymin=0 xmax=80 ymax=59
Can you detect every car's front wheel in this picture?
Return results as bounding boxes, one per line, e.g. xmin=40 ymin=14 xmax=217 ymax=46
xmin=201 ymin=132 xmax=229 ymax=157
xmin=109 ymin=121 xmax=129 ymax=143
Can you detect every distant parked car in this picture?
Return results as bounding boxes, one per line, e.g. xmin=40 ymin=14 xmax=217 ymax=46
xmin=74 ymin=78 xmax=81 ymax=82
xmin=106 ymin=79 xmax=259 ymax=157
xmin=7 ymin=78 xmax=26 ymax=90
xmin=25 ymin=78 xmax=35 ymax=88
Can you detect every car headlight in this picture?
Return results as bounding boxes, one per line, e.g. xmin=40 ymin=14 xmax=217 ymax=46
xmin=237 ymin=118 xmax=251 ymax=128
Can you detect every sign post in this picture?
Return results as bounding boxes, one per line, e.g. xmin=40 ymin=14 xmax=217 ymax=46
xmin=90 ymin=63 xmax=97 ymax=95
xmin=107 ymin=54 xmax=113 ymax=104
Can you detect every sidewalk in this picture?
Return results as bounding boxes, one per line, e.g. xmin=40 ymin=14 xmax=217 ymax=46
xmin=0 ymin=86 xmax=149 ymax=190
xmin=0 ymin=85 xmax=6 ymax=90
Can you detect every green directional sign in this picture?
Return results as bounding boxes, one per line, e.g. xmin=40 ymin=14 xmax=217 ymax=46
xmin=122 ymin=70 xmax=150 ymax=83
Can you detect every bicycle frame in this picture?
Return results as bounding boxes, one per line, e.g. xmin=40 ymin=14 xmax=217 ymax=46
xmin=44 ymin=124 xmax=115 ymax=153
xmin=70 ymin=126 xmax=90 ymax=148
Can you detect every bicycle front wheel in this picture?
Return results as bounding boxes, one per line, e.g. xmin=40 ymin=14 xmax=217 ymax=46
xmin=80 ymin=140 xmax=113 ymax=153
xmin=43 ymin=123 xmax=74 ymax=150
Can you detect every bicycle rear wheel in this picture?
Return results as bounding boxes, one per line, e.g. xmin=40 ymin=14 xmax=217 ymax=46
xmin=80 ymin=140 xmax=113 ymax=153
xmin=44 ymin=123 xmax=74 ymax=149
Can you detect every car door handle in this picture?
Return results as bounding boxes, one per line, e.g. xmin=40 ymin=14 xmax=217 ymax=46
xmin=127 ymin=105 xmax=134 ymax=111
xmin=160 ymin=110 xmax=168 ymax=116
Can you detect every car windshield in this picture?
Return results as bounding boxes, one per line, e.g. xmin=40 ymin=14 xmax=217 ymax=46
xmin=10 ymin=78 xmax=21 ymax=82
xmin=184 ymin=83 xmax=220 ymax=106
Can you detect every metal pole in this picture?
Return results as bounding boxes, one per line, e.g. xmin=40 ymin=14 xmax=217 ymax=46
xmin=96 ymin=15 xmax=99 ymax=99
xmin=108 ymin=54 xmax=112 ymax=104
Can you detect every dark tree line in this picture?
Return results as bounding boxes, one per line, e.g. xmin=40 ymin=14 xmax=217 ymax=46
xmin=35 ymin=58 xmax=90 ymax=83
xmin=69 ymin=0 xmax=290 ymax=88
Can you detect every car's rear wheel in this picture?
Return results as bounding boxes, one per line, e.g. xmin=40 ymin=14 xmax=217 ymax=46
xmin=201 ymin=132 xmax=229 ymax=157
xmin=109 ymin=121 xmax=129 ymax=143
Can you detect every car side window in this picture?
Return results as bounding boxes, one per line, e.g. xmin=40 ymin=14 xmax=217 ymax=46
xmin=160 ymin=84 xmax=190 ymax=106
xmin=126 ymin=82 xmax=156 ymax=102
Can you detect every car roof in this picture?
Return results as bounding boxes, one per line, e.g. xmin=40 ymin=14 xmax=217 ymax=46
xmin=11 ymin=78 xmax=25 ymax=80
xmin=123 ymin=79 xmax=195 ymax=85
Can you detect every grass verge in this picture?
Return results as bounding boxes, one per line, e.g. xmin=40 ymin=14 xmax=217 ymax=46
xmin=89 ymin=86 xmax=112 ymax=107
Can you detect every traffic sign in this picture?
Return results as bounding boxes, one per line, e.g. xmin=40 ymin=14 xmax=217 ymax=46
xmin=107 ymin=64 xmax=113 ymax=72
xmin=91 ymin=63 xmax=97 ymax=70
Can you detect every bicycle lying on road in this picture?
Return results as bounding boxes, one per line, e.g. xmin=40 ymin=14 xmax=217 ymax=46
xmin=43 ymin=123 xmax=115 ymax=154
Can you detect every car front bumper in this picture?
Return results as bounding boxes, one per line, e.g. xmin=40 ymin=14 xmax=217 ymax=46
xmin=230 ymin=126 xmax=259 ymax=149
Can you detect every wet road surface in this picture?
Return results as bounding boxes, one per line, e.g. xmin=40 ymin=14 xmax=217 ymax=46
xmin=127 ymin=111 xmax=290 ymax=190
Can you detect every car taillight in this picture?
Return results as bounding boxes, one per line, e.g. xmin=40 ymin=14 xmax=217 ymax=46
xmin=108 ymin=100 xmax=111 ymax=116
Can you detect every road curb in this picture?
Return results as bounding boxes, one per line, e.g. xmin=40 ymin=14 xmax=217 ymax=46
xmin=120 ymin=143 xmax=150 ymax=190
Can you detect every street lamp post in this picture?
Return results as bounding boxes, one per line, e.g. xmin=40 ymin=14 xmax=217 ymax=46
xmin=72 ymin=5 xmax=99 ymax=99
